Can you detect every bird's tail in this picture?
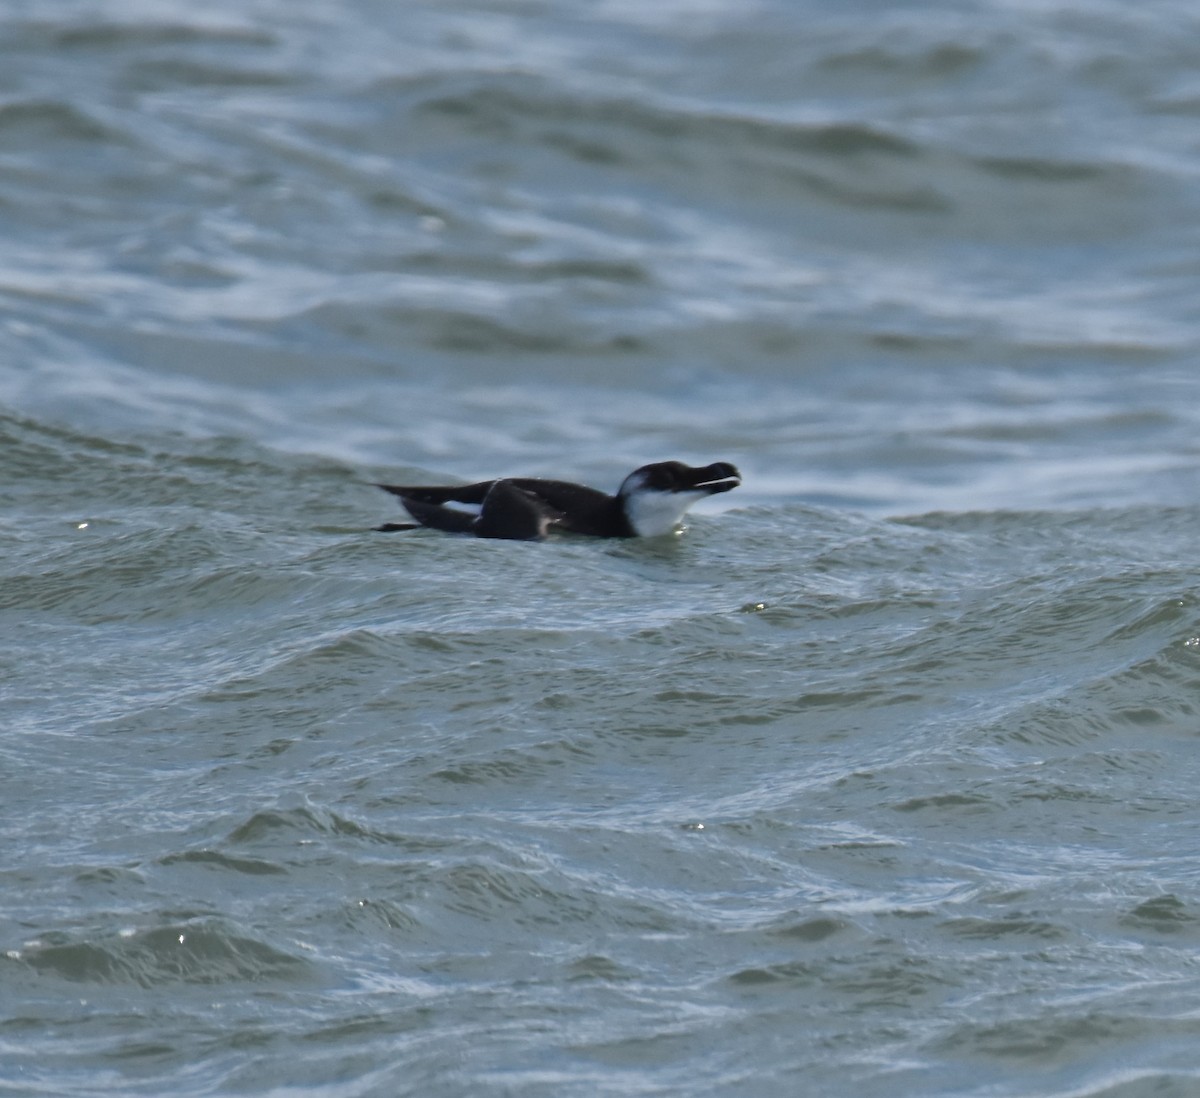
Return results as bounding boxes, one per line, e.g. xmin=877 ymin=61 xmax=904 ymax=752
xmin=391 ymin=496 xmax=479 ymax=534
xmin=373 ymin=521 xmax=422 ymax=532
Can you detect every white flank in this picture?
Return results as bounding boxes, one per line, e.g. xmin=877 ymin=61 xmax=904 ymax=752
xmin=624 ymin=489 xmax=709 ymax=537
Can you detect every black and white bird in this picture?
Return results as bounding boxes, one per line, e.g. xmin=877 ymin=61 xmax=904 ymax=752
xmin=374 ymin=460 xmax=741 ymax=541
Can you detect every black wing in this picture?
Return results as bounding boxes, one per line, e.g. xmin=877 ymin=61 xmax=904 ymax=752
xmin=502 ymin=479 xmax=627 ymax=536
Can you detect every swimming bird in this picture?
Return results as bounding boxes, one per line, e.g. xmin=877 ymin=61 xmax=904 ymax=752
xmin=375 ymin=460 xmax=741 ymax=540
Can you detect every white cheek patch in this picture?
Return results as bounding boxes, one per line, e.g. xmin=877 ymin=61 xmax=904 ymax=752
xmin=625 ymin=489 xmax=708 ymax=537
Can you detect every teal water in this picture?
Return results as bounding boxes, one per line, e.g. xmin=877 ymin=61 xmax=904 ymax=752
xmin=3 ymin=2 xmax=1200 ymax=1096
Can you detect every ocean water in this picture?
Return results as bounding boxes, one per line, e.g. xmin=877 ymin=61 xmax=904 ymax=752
xmin=3 ymin=1 xmax=1200 ymax=1095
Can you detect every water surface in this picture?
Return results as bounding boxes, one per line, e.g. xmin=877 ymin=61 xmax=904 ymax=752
xmin=3 ymin=1 xmax=1200 ymax=1095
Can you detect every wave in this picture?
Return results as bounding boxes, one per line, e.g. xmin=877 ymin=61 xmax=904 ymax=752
xmin=13 ymin=921 xmax=311 ymax=987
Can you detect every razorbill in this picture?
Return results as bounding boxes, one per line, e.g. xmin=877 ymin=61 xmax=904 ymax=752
xmin=374 ymin=460 xmax=741 ymax=540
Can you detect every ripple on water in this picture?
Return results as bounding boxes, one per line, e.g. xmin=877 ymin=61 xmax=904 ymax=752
xmin=13 ymin=922 xmax=312 ymax=988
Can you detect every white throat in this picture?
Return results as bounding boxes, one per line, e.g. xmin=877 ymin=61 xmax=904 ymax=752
xmin=624 ymin=489 xmax=708 ymax=537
